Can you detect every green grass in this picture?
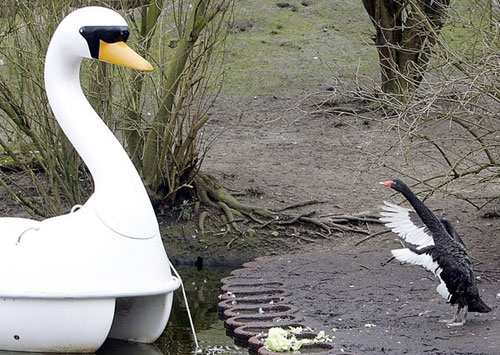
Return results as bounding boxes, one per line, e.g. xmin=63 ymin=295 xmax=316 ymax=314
xmin=220 ymin=0 xmax=498 ymax=96
xmin=440 ymin=0 xmax=498 ymax=54
xmin=222 ymin=0 xmax=377 ymax=96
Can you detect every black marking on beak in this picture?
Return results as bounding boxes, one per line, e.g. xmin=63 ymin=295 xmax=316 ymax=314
xmin=79 ymin=26 xmax=130 ymax=59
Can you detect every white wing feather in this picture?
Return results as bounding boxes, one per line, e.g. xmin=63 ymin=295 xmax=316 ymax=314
xmin=391 ymin=248 xmax=451 ymax=301
xmin=380 ymin=201 xmax=434 ymax=248
xmin=391 ymin=248 xmax=437 ymax=273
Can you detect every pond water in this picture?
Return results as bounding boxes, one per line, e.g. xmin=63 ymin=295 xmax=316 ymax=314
xmin=99 ymin=265 xmax=248 ymax=355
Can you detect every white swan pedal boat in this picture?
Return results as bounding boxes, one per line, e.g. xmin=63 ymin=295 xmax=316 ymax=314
xmin=0 ymin=6 xmax=180 ymax=353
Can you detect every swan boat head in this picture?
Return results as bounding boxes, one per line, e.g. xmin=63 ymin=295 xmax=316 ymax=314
xmin=44 ymin=7 xmax=158 ymax=239
xmin=49 ymin=6 xmax=152 ymax=71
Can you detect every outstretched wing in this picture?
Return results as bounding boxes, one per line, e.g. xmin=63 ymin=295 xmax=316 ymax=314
xmin=380 ymin=201 xmax=434 ymax=248
xmin=391 ymin=246 xmax=452 ymax=301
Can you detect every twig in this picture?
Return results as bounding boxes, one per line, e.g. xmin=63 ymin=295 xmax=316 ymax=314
xmin=355 ymin=229 xmax=391 ymax=246
xmin=327 ymin=222 xmax=371 ymax=235
xmin=275 ymin=200 xmax=324 ymax=212
xmin=381 ymin=256 xmax=396 ymax=267
xmin=227 ymin=235 xmax=239 ymax=249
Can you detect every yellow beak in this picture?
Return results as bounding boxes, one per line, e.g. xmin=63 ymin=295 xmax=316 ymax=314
xmin=98 ymin=40 xmax=153 ymax=72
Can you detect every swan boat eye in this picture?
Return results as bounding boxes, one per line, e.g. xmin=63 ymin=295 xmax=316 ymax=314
xmin=79 ymin=26 xmax=130 ymax=58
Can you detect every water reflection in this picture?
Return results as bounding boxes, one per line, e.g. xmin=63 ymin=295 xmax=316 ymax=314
xmin=98 ymin=339 xmax=163 ymax=354
xmin=153 ymin=265 xmax=247 ymax=355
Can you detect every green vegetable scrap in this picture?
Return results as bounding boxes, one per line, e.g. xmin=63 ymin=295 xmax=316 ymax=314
xmin=263 ymin=326 xmax=334 ymax=352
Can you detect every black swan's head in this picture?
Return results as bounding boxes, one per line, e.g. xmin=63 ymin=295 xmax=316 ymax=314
xmin=380 ymin=179 xmax=407 ymax=192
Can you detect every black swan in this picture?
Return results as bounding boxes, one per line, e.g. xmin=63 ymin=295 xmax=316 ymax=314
xmin=380 ymin=179 xmax=490 ymax=326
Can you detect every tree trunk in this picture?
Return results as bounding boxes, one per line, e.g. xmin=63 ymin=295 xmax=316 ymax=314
xmin=141 ymin=0 xmax=212 ymax=194
xmin=361 ymin=0 xmax=450 ymax=99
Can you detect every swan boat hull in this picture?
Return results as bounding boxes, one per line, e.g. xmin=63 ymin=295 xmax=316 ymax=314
xmin=0 ymin=201 xmax=180 ymax=353
xmin=0 ymin=293 xmax=176 ymax=353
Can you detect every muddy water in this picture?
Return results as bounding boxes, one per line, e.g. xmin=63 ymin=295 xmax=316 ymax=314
xmin=155 ymin=265 xmax=247 ymax=355
xmin=98 ymin=265 xmax=247 ymax=355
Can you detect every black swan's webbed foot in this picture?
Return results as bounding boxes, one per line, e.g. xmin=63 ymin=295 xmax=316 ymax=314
xmin=439 ymin=306 xmax=467 ymax=327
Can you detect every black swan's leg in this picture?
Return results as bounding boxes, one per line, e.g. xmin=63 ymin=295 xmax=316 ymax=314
xmin=458 ymin=306 xmax=468 ymax=325
xmin=439 ymin=306 xmax=466 ymax=326
xmin=442 ymin=306 xmax=467 ymax=327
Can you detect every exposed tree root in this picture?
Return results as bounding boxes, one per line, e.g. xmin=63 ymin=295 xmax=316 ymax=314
xmin=198 ymin=211 xmax=209 ymax=235
xmin=258 ymin=211 xmax=315 ymax=229
xmin=298 ymin=216 xmax=331 ymax=234
xmin=193 ymin=172 xmax=272 ymax=234
xmin=275 ymin=200 xmax=324 ymax=212
xmin=194 ymin=172 xmax=271 ymax=215
xmin=320 ymin=212 xmax=381 ymax=224
xmin=192 ymin=171 xmax=383 ymax=242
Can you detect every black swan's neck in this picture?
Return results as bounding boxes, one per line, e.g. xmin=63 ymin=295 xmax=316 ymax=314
xmin=397 ymin=183 xmax=449 ymax=243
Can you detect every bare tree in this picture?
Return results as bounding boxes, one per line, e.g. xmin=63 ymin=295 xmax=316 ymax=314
xmin=321 ymin=0 xmax=499 ymax=209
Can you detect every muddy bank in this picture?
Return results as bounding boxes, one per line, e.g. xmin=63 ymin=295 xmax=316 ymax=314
xmin=224 ymin=234 xmax=499 ymax=354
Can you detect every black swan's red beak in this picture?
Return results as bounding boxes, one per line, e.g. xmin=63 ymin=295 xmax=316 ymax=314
xmin=380 ymin=180 xmax=395 ymax=187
